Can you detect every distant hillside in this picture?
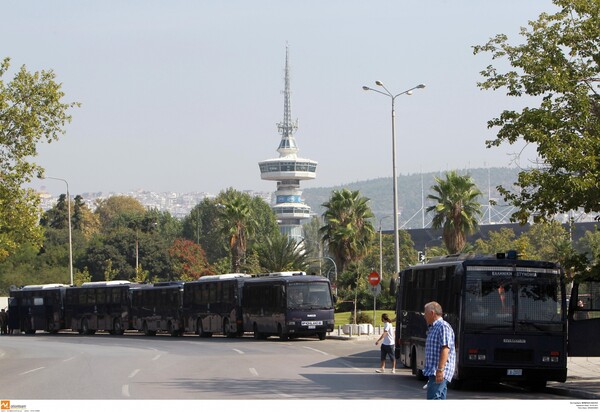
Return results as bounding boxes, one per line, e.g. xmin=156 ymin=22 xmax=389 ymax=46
xmin=302 ymin=167 xmax=520 ymax=230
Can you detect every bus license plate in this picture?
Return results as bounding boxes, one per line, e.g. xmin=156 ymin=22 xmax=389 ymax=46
xmin=507 ymin=369 xmax=522 ymax=376
xmin=301 ymin=321 xmax=323 ymax=326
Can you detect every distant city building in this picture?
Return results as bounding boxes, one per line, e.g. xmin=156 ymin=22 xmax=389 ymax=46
xmin=258 ymin=46 xmax=317 ymax=242
xmin=37 ymin=189 xmax=272 ymax=219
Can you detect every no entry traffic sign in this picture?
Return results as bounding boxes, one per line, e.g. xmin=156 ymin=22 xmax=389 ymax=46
xmin=368 ymin=271 xmax=380 ymax=286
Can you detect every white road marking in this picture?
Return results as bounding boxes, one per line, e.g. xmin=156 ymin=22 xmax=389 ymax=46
xmin=152 ymin=354 xmax=161 ymax=361
xmin=20 ymin=367 xmax=45 ymax=375
xmin=303 ymin=346 xmax=329 ymax=355
xmin=249 ymin=368 xmax=259 ymax=377
xmin=340 ymin=360 xmax=365 ymax=372
xmin=128 ymin=369 xmax=140 ymax=378
xmin=122 ymin=384 xmax=130 ymax=397
xmin=232 ymin=348 xmax=244 ymax=354
xmin=63 ymin=356 xmax=76 ymax=362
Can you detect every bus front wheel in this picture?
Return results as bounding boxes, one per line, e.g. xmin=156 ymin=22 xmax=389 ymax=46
xmin=143 ymin=321 xmax=151 ymax=336
xmin=277 ymin=324 xmax=288 ymax=341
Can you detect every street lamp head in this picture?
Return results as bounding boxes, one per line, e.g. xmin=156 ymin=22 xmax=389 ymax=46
xmin=406 ymin=90 xmax=413 ymax=96
xmin=375 ymin=80 xmax=384 ymax=86
xmin=362 ymin=86 xmax=370 ymax=91
xmin=417 ymin=84 xmax=426 ymax=89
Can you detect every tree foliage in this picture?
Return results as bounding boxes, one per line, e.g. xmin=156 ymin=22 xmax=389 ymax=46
xmin=216 ymin=189 xmax=259 ymax=273
xmin=320 ymin=189 xmax=375 ymax=273
xmin=0 ymin=57 xmax=78 ymax=260
xmin=168 ymin=238 xmax=213 ymax=280
xmin=181 ymin=199 xmax=228 ymax=264
xmin=255 ymin=232 xmax=308 ymax=273
xmin=474 ymin=0 xmax=600 ymax=223
xmin=94 ymin=196 xmax=147 ymax=232
xmin=426 ymin=171 xmax=483 ymax=254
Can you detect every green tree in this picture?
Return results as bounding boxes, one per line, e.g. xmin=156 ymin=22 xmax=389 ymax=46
xmin=181 ymin=199 xmax=229 ymax=264
xmin=521 ymin=221 xmax=571 ymax=261
xmin=94 ymin=195 xmax=146 ymax=232
xmin=303 ymin=216 xmax=326 ymax=274
xmin=575 ymin=229 xmax=600 ymax=279
xmin=72 ymin=195 xmax=100 ymax=239
xmin=256 ymin=232 xmax=308 ymax=273
xmin=216 ymin=189 xmax=258 ymax=273
xmin=426 ymin=171 xmax=483 ymax=254
xmin=473 ymin=227 xmax=517 ymax=255
xmin=474 ymin=0 xmax=600 ymax=223
xmin=320 ymin=189 xmax=376 ymax=273
xmin=0 ymin=58 xmax=78 ymax=260
xmin=40 ymin=194 xmax=70 ymax=229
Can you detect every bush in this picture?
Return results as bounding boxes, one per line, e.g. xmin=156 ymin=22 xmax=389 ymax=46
xmin=348 ymin=311 xmax=372 ymax=325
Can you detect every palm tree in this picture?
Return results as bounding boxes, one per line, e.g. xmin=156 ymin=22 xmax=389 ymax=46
xmin=257 ymin=232 xmax=308 ymax=272
xmin=217 ymin=189 xmax=257 ymax=273
xmin=320 ymin=189 xmax=375 ymax=273
xmin=426 ymin=171 xmax=483 ymax=254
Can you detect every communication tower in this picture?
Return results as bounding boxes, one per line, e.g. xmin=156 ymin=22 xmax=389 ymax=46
xmin=258 ymin=46 xmax=317 ymax=241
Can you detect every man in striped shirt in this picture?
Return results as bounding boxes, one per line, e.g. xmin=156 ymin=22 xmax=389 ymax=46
xmin=423 ymin=301 xmax=456 ymax=400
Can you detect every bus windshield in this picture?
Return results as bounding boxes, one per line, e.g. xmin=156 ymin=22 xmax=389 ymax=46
xmin=287 ymin=282 xmax=333 ymax=310
xmin=464 ymin=266 xmax=563 ymax=333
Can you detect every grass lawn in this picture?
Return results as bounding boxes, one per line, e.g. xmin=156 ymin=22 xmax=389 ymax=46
xmin=334 ymin=309 xmax=395 ymax=328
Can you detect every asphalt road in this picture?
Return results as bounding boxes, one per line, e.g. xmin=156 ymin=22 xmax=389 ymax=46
xmin=0 ymin=332 xmax=573 ymax=400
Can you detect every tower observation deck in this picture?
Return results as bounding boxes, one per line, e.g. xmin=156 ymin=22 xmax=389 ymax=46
xmin=258 ymin=46 xmax=317 ymax=241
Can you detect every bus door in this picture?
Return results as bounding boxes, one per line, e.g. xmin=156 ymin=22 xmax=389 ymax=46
xmin=568 ymin=279 xmax=600 ymax=356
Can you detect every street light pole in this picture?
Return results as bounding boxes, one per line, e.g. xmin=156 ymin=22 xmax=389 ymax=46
xmin=379 ymin=215 xmax=391 ymax=282
xmin=44 ymin=176 xmax=74 ymax=286
xmin=363 ymin=81 xmax=425 ymax=276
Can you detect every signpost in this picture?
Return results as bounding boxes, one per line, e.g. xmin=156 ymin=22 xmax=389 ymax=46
xmin=368 ymin=271 xmax=381 ymax=328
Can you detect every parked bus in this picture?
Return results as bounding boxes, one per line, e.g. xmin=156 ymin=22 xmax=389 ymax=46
xmin=242 ymin=272 xmax=335 ymax=340
xmin=567 ymin=278 xmax=600 ymax=356
xmin=64 ymin=281 xmax=135 ymax=335
xmin=394 ymin=252 xmax=566 ymax=389
xmin=130 ymin=281 xmax=184 ymax=336
xmin=182 ymin=274 xmax=250 ymax=338
xmin=8 ymin=284 xmax=69 ymax=334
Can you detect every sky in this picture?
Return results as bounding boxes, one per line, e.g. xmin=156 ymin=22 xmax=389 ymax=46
xmin=3 ymin=0 xmax=557 ymax=196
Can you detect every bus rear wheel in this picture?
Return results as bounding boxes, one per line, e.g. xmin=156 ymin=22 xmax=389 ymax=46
xmin=168 ymin=321 xmax=180 ymax=337
xmin=81 ymin=319 xmax=89 ymax=335
xmin=411 ymin=347 xmax=426 ymax=380
xmin=197 ymin=320 xmax=211 ymax=338
xmin=223 ymin=319 xmax=235 ymax=338
xmin=527 ymin=380 xmax=547 ymax=391
xmin=113 ymin=318 xmax=124 ymax=335
xmin=253 ymin=323 xmax=265 ymax=340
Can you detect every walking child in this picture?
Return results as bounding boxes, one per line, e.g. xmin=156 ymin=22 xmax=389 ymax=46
xmin=375 ymin=313 xmax=396 ymax=373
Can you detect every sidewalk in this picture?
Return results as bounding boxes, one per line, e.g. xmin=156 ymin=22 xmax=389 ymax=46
xmin=327 ymin=331 xmax=600 ymax=399
xmin=546 ymin=357 xmax=600 ymax=399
